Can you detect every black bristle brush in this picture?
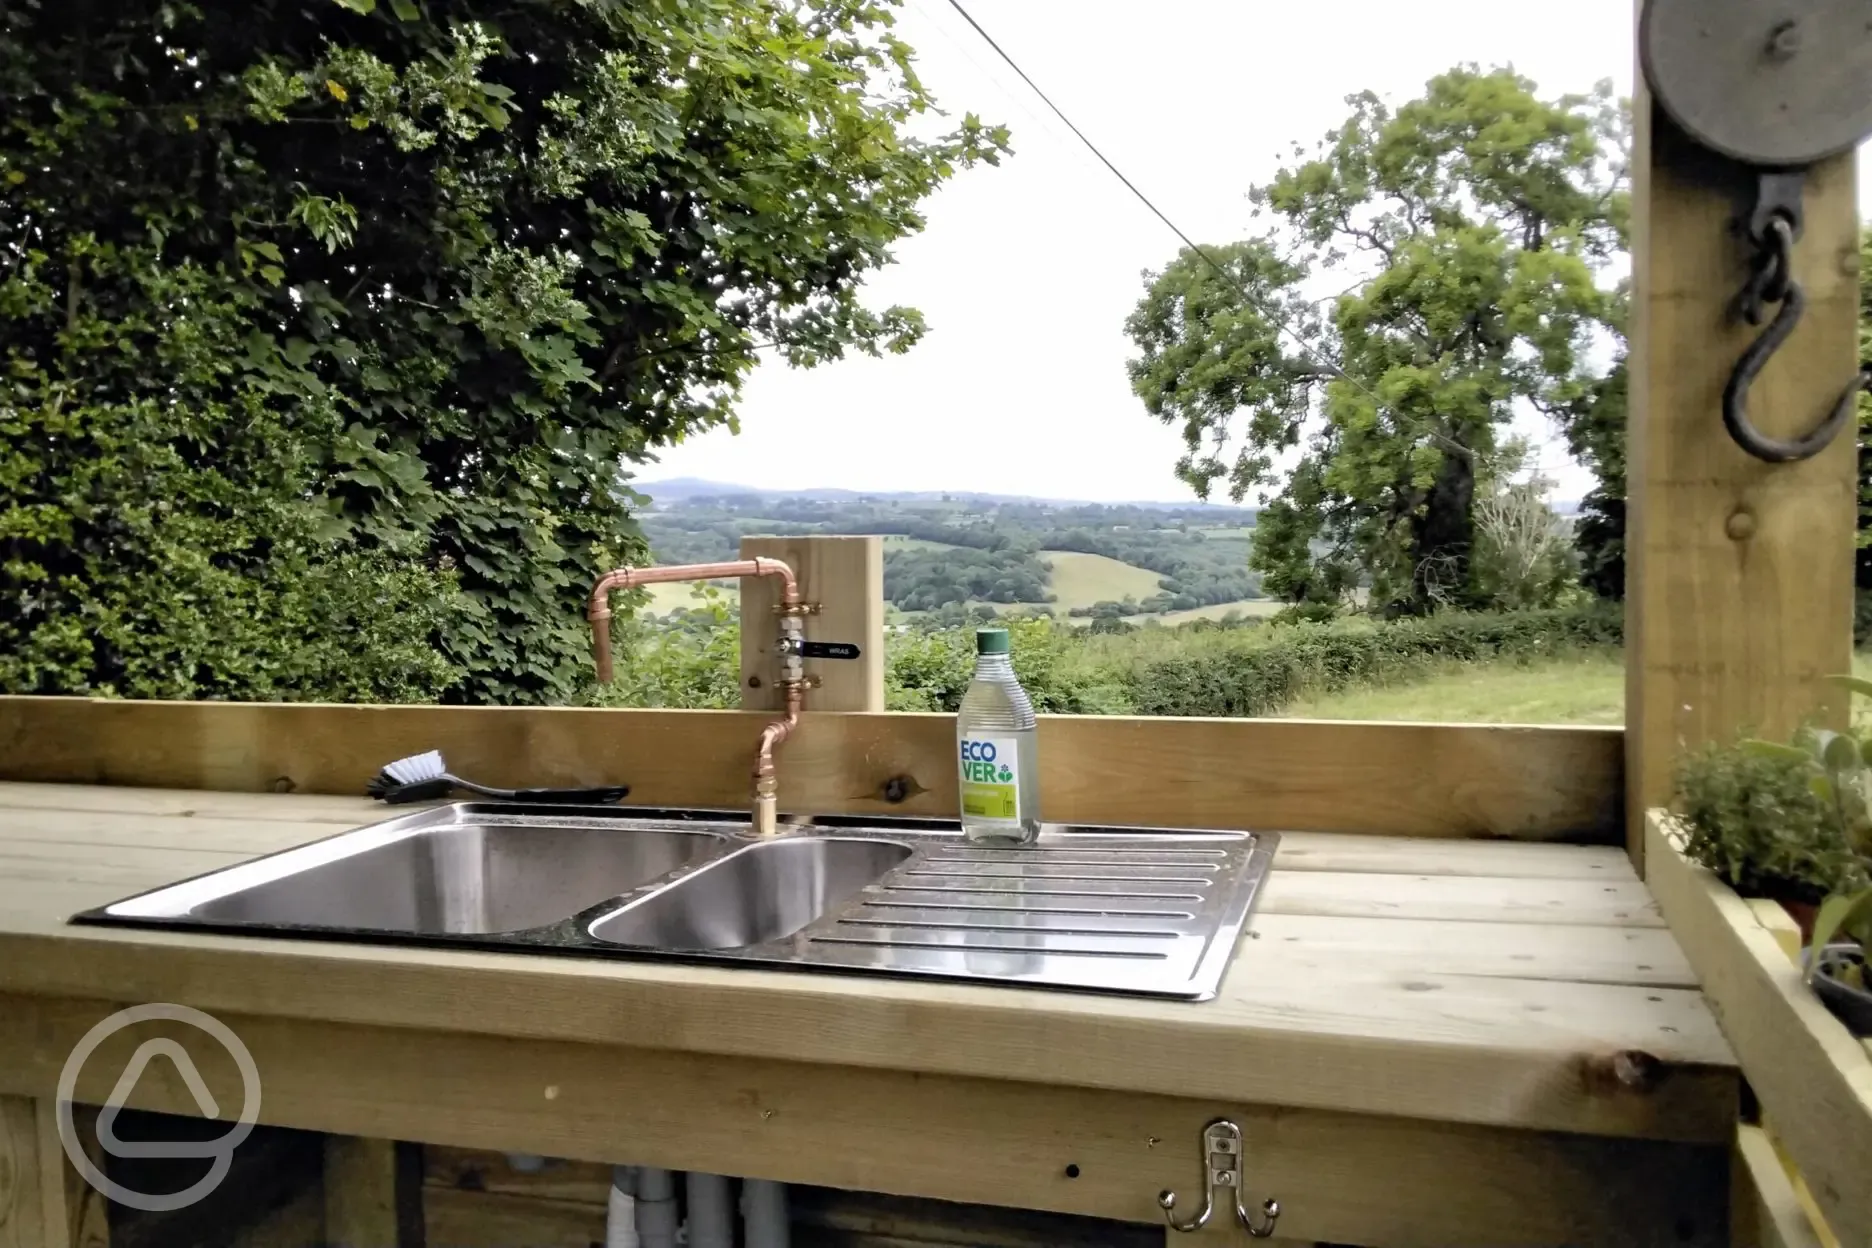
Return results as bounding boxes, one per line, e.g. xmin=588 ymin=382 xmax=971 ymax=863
xmin=365 ymin=750 xmax=630 ymax=806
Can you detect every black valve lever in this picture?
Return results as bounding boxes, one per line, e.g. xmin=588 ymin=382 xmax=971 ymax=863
xmin=796 ymin=640 xmax=862 ymax=660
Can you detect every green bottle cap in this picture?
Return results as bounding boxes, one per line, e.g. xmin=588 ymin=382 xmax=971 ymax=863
xmin=975 ymin=628 xmax=1010 ymax=654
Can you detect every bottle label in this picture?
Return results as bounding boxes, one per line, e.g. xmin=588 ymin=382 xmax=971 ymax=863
xmin=959 ymin=735 xmax=1020 ymax=822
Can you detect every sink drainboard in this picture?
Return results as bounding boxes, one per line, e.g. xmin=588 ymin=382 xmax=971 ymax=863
xmin=73 ymin=804 xmax=1278 ymax=1001
xmin=791 ymin=839 xmax=1265 ymax=996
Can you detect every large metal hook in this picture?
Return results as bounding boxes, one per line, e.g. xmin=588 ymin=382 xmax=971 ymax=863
xmin=1158 ymin=1119 xmax=1281 ymax=1237
xmin=1723 ymin=214 xmax=1869 ymax=464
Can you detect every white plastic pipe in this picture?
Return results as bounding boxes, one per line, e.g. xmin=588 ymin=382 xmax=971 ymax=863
xmin=633 ymin=1167 xmax=679 ymax=1248
xmin=686 ymin=1171 xmax=734 ymax=1248
xmin=742 ymin=1178 xmax=790 ymax=1248
xmin=605 ymin=1167 xmax=640 ymax=1248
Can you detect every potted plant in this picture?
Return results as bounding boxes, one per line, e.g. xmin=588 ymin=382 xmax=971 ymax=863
xmin=1674 ymin=737 xmax=1862 ymax=942
xmin=1808 ymin=886 xmax=1872 ymax=1036
xmin=1726 ymin=675 xmax=1872 ymax=1036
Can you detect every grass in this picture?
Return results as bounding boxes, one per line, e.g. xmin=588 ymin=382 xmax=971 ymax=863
xmin=1038 ymin=550 xmax=1164 ymax=609
xmin=1284 ymin=650 xmax=1872 ymax=726
xmin=1283 ymin=652 xmax=1627 ymax=724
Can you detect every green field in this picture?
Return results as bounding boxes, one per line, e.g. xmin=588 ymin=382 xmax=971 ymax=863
xmin=1284 ymin=652 xmax=1627 ymax=724
xmin=1038 ymin=550 xmax=1164 ymax=608
xmin=639 ymin=543 xmax=1266 ymax=625
xmin=1145 ymin=599 xmax=1282 ymax=626
xmin=1286 ymin=650 xmax=1872 ymax=726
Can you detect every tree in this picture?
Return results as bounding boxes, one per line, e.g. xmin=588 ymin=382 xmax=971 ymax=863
xmin=1 ymin=0 xmax=1006 ymax=703
xmin=1125 ymin=67 xmax=1628 ymax=613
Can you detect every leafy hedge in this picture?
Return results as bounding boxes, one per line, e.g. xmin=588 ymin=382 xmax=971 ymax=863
xmin=1122 ymin=603 xmax=1623 ymax=718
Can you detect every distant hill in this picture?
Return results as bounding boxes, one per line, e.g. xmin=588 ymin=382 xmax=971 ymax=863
xmin=635 ymin=476 xmax=1259 ymax=515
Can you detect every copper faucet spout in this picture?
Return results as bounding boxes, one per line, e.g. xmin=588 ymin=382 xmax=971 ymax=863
xmin=586 ymin=558 xmax=807 ymax=835
xmin=587 ymin=559 xmax=800 ymax=687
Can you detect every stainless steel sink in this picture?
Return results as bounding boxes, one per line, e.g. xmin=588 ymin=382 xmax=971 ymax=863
xmin=590 ymin=838 xmax=913 ymax=950
xmin=77 ymin=804 xmax=1278 ymax=1000
xmin=94 ymin=806 xmax=732 ymax=935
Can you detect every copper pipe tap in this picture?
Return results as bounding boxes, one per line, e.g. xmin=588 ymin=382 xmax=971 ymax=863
xmin=587 ymin=558 xmax=807 ymax=835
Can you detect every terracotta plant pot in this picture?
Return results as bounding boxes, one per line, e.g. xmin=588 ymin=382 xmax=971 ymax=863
xmin=1805 ymin=943 xmax=1872 ymax=1037
xmin=1778 ymin=898 xmax=1820 ymax=946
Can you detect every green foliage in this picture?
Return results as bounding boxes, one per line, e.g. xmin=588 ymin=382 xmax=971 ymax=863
xmin=1674 ymin=743 xmax=1857 ymax=903
xmin=1731 ymin=677 xmax=1872 ymax=980
xmin=1125 ymin=66 xmax=1628 ymax=613
xmin=0 ymin=229 xmax=459 ymax=701
xmin=588 ymin=588 xmax=741 ymax=710
xmin=885 ymin=546 xmax=1050 ymax=612
xmin=884 ymin=617 xmax=1129 ymax=715
xmin=1121 ymin=602 xmax=1621 ymax=718
xmin=2 ymin=0 xmax=1005 ymax=705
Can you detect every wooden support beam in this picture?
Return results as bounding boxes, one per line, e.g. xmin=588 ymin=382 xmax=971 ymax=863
xmin=324 ymin=1136 xmax=402 ymax=1248
xmin=1625 ymin=77 xmax=1859 ymax=871
xmin=0 ymin=1098 xmax=106 ymax=1248
xmin=739 ymin=534 xmax=885 ymax=713
xmin=1645 ymin=814 xmax=1872 ymax=1246
xmin=0 ymin=996 xmax=1727 ymax=1248
xmin=1733 ymin=1126 xmax=1827 ymax=1248
xmin=0 ymin=697 xmax=1622 ymax=841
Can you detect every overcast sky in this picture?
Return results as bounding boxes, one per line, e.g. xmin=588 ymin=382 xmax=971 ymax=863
xmin=645 ymin=0 xmax=1864 ymax=505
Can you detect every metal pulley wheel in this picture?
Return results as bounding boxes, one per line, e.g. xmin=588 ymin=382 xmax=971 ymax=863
xmin=1641 ymin=0 xmax=1872 ymax=167
xmin=1640 ymin=0 xmax=1872 ymax=463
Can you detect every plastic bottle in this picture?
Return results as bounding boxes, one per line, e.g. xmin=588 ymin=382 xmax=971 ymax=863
xmin=956 ymin=628 xmax=1041 ymax=845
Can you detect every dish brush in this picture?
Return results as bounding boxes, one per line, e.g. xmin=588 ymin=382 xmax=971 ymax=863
xmin=366 ymin=751 xmax=630 ymax=806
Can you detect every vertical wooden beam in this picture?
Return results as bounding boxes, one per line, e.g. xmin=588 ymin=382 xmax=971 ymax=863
xmin=0 ymin=1096 xmax=50 ymax=1248
xmin=324 ymin=1136 xmax=401 ymax=1248
xmin=0 ymin=1098 xmax=107 ymax=1248
xmin=1625 ymin=69 xmax=1859 ymax=871
xmin=739 ymin=535 xmax=885 ymax=713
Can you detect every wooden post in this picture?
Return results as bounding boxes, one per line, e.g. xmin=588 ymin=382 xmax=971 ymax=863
xmin=738 ymin=535 xmax=885 ymax=714
xmin=323 ymin=1136 xmax=405 ymax=1248
xmin=1624 ymin=76 xmax=1859 ymax=871
xmin=0 ymin=1098 xmax=107 ymax=1248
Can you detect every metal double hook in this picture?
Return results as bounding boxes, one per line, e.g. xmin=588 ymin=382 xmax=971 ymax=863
xmin=1158 ymin=1119 xmax=1281 ymax=1237
xmin=1724 ymin=206 xmax=1871 ymax=464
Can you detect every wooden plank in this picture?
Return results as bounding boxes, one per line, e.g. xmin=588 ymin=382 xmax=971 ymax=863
xmin=1624 ymin=89 xmax=1858 ymax=871
xmin=0 ymin=1097 xmax=51 ymax=1248
xmin=739 ymin=535 xmax=885 ymax=714
xmin=1251 ymin=913 xmax=1695 ymax=988
xmin=423 ymin=1186 xmax=604 ymax=1248
xmin=0 ymin=813 xmax=343 ymax=858
xmin=1272 ymin=833 xmax=1632 ymax=879
xmin=1748 ymin=899 xmax=1804 ymax=965
xmin=1258 ymin=871 xmax=1663 ymax=926
xmin=0 ymin=1098 xmax=106 ymax=1248
xmin=0 ymin=995 xmax=1726 ymax=1248
xmin=423 ymin=1147 xmax=611 ymax=1205
xmin=324 ymin=1136 xmax=398 ymax=1248
xmin=1644 ymin=813 xmax=1872 ymax=1245
xmin=1734 ymin=1126 xmax=1826 ymax=1248
xmin=0 ymin=699 xmax=1623 ymax=840
xmin=0 ymin=930 xmax=1734 ymax=1143
xmin=38 ymin=1105 xmax=105 ymax=1248
xmin=0 ymin=785 xmax=379 ymax=824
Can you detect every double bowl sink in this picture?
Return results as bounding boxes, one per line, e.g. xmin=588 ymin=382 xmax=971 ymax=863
xmin=77 ymin=804 xmax=1278 ymax=1000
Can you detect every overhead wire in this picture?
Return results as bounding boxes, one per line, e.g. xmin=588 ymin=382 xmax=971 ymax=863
xmin=938 ymin=0 xmax=1477 ymax=463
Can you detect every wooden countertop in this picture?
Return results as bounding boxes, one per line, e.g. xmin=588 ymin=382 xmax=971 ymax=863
xmin=0 ymin=782 xmax=1736 ymax=1143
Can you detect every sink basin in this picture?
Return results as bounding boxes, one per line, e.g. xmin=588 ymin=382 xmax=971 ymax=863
xmin=78 ymin=804 xmax=1279 ymax=999
xmin=590 ymin=838 xmax=912 ymax=950
xmin=99 ymin=807 xmax=730 ymax=935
